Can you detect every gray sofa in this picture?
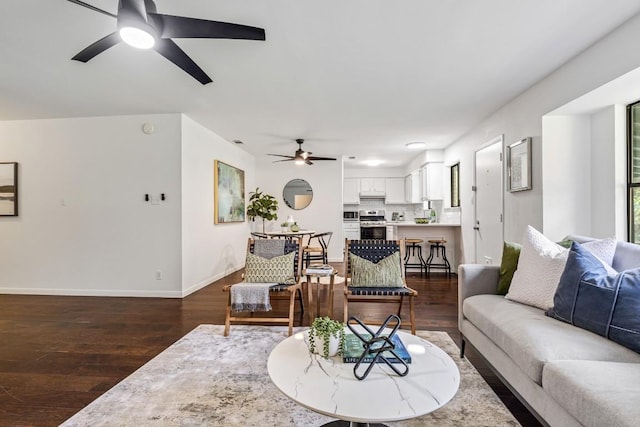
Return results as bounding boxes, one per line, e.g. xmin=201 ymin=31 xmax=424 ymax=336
xmin=458 ymin=240 xmax=640 ymax=427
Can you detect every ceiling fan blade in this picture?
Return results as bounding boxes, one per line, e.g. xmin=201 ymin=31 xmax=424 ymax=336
xmin=153 ymin=38 xmax=212 ymax=85
xmin=273 ymin=159 xmax=295 ymax=163
xmin=306 ymin=160 xmax=314 ymax=165
xmin=307 ymin=156 xmax=337 ymax=161
xmin=267 ymin=154 xmax=294 ymax=159
xmin=66 ymin=0 xmax=117 ymax=18
xmin=72 ymin=32 xmax=120 ymax=62
xmin=149 ymin=13 xmax=266 ymax=40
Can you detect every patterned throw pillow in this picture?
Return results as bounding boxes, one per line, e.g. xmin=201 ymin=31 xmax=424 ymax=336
xmin=244 ymin=251 xmax=296 ymax=284
xmin=349 ymin=251 xmax=404 ymax=287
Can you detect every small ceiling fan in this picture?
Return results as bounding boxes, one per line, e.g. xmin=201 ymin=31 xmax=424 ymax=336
xmin=268 ymin=139 xmax=337 ymax=165
xmin=66 ymin=0 xmax=266 ymax=84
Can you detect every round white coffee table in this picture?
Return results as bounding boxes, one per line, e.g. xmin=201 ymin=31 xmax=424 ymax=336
xmin=267 ymin=327 xmax=460 ymax=426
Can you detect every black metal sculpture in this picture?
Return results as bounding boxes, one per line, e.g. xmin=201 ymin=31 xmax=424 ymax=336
xmin=347 ymin=314 xmax=410 ymax=380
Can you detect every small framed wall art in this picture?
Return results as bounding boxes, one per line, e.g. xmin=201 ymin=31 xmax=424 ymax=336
xmin=214 ymin=160 xmax=245 ymax=224
xmin=0 ymin=162 xmax=18 ymax=216
xmin=507 ymin=137 xmax=532 ymax=192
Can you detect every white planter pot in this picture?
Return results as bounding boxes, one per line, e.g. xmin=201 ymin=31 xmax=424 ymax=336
xmin=313 ymin=335 xmax=340 ymax=357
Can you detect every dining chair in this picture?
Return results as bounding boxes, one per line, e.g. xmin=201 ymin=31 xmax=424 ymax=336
xmin=303 ymin=231 xmax=333 ymax=268
xmin=223 ymin=237 xmax=305 ymax=336
xmin=343 ymin=238 xmax=417 ymax=334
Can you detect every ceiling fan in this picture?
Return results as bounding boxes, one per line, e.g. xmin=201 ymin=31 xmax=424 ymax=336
xmin=268 ymin=139 xmax=337 ymax=165
xmin=66 ymin=0 xmax=266 ymax=85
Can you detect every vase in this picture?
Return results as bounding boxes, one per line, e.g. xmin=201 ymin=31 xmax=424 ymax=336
xmin=313 ymin=335 xmax=339 ymax=357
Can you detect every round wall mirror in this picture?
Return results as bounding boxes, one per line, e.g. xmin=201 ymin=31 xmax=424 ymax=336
xmin=283 ymin=179 xmax=313 ymax=210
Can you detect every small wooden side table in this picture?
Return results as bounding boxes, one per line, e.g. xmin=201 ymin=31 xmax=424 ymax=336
xmin=305 ymin=268 xmax=338 ymax=323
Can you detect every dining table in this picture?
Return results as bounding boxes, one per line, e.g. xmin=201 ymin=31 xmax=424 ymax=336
xmin=264 ymin=229 xmax=316 ymax=239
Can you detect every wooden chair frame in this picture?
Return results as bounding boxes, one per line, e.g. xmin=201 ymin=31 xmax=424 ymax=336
xmin=343 ymin=238 xmax=417 ymax=334
xmin=223 ymin=237 xmax=304 ymax=336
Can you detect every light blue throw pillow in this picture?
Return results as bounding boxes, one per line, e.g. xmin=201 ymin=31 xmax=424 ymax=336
xmin=546 ymin=242 xmax=640 ymax=353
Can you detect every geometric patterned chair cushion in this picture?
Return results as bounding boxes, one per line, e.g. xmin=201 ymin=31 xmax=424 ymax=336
xmin=349 ymin=251 xmax=404 ymax=287
xmin=244 ymin=251 xmax=296 ymax=284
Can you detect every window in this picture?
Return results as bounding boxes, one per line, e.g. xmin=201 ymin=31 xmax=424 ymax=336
xmin=628 ymin=102 xmax=640 ymax=243
xmin=450 ymin=163 xmax=460 ymax=208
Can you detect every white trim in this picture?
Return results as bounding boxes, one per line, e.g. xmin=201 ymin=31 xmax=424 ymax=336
xmin=181 ymin=265 xmax=244 ymax=297
xmin=0 ymin=287 xmax=183 ymax=298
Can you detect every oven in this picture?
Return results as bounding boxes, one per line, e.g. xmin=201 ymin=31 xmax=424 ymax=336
xmin=360 ymin=225 xmax=386 ymax=240
xmin=359 ymin=209 xmax=387 ymax=240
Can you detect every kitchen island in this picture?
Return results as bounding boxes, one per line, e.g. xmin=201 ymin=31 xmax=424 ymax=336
xmin=388 ymin=223 xmax=462 ymax=272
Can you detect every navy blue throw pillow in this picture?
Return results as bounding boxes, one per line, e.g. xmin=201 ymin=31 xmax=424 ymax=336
xmin=546 ymin=242 xmax=640 ymax=353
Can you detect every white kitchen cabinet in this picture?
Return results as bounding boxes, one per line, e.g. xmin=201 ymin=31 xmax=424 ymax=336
xmin=386 ymin=225 xmax=395 ymax=240
xmin=421 ymin=162 xmax=444 ymax=200
xmin=384 ymin=177 xmax=406 ymax=204
xmin=343 ymin=222 xmax=360 ymax=240
xmin=344 ymin=178 xmax=360 ymax=204
xmin=359 ymin=178 xmax=386 ymax=196
xmin=408 ymin=170 xmax=422 ymax=203
xmin=404 ymin=175 xmax=412 ymax=203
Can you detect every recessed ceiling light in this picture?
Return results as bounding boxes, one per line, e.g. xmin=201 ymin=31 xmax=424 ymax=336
xmin=406 ymin=141 xmax=426 ymax=150
xmin=363 ymin=160 xmax=384 ymax=167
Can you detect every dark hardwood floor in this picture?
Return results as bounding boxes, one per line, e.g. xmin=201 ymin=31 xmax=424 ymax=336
xmin=0 ymin=267 xmax=542 ymax=427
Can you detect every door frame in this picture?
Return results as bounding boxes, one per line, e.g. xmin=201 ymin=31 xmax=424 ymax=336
xmin=473 ymin=135 xmax=504 ymax=264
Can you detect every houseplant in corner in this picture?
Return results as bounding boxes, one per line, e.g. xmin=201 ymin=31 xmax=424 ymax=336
xmin=308 ymin=316 xmax=345 ymax=358
xmin=246 ymin=187 xmax=278 ymax=233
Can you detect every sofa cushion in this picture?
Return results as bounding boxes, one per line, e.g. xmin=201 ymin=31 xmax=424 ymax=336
xmin=613 ymin=240 xmax=640 ymax=271
xmin=497 ymin=241 xmax=521 ymax=295
xmin=506 ymin=226 xmax=569 ymax=310
xmin=463 ymin=294 xmax=640 ymax=384
xmin=506 ymin=226 xmax=617 ymax=310
xmin=543 ymin=360 xmax=640 ymax=427
xmin=547 ymin=242 xmax=640 ymax=353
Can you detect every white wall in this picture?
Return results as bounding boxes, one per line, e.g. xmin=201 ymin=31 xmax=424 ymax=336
xmin=255 ymin=159 xmax=343 ymax=262
xmin=590 ymin=107 xmax=617 ymax=238
xmin=541 ymin=115 xmax=591 ymax=241
xmin=181 ymin=115 xmax=254 ymax=296
xmin=445 ymin=12 xmax=640 ymax=261
xmin=0 ymin=114 xmax=183 ymax=296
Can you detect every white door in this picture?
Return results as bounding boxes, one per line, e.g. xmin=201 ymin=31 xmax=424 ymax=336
xmin=474 ymin=136 xmax=504 ymax=264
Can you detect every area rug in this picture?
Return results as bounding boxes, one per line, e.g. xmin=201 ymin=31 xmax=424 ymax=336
xmin=61 ymin=325 xmax=520 ymax=427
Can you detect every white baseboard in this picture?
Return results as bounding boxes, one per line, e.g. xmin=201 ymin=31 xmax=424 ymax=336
xmin=0 ymin=265 xmax=245 ymax=299
xmin=0 ymin=287 xmax=183 ymax=298
xmin=181 ymin=264 xmax=244 ymax=297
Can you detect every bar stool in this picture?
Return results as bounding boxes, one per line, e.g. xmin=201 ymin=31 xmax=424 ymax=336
xmin=404 ymin=238 xmax=426 ymax=275
xmin=426 ymin=238 xmax=451 ymax=277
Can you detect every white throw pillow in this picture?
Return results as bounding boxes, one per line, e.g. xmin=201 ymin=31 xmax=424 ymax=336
xmin=580 ymin=237 xmax=618 ymax=275
xmin=506 ymin=226 xmax=568 ymax=310
xmin=506 ymin=227 xmax=618 ymax=310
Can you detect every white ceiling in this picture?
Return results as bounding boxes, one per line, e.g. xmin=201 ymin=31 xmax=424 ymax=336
xmin=2 ymin=0 xmax=640 ymax=168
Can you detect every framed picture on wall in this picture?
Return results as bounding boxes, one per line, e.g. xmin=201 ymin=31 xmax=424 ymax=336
xmin=214 ymin=160 xmax=245 ymax=224
xmin=507 ymin=137 xmax=532 ymax=192
xmin=0 ymin=162 xmax=18 ymax=216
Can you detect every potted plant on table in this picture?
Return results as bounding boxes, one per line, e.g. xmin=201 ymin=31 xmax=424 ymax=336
xmin=246 ymin=187 xmax=278 ymax=233
xmin=308 ymin=316 xmax=346 ymax=358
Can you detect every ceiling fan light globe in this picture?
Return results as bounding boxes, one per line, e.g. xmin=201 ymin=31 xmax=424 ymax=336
xmin=295 ymin=159 xmax=305 ymax=165
xmin=119 ymin=27 xmax=155 ymax=49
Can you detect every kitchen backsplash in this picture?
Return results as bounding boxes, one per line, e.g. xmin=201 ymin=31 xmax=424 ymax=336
xmin=344 ymin=199 xmax=459 ymax=224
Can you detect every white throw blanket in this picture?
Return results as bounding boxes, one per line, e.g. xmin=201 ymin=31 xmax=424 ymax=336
xmin=230 ymin=282 xmax=276 ymax=312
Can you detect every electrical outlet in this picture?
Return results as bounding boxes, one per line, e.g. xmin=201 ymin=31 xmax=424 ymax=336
xmin=155 ymin=270 xmax=162 ymax=280
xmin=483 ymin=256 xmax=493 ymax=265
